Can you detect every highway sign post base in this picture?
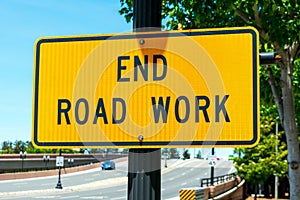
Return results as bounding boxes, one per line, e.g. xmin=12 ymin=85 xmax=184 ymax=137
xmin=55 ymin=180 xmax=63 ymax=189
xmin=128 ymin=149 xmax=161 ymax=200
xmin=55 ymin=165 xmax=63 ymax=189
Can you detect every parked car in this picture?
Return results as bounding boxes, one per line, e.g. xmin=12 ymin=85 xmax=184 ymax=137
xmin=101 ymin=160 xmax=115 ymax=170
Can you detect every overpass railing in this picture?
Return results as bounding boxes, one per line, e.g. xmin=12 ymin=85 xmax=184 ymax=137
xmin=200 ymin=173 xmax=236 ymax=187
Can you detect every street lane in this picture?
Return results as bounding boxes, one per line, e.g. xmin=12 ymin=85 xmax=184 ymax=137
xmin=0 ymin=158 xmax=235 ymax=199
xmin=162 ymin=159 xmax=234 ymax=199
xmin=0 ymin=158 xmax=128 ymax=193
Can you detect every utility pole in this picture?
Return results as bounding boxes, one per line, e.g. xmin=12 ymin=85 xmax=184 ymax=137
xmin=128 ymin=0 xmax=162 ymax=200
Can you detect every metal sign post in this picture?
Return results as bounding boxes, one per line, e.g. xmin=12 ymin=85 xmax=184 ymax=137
xmin=128 ymin=149 xmax=161 ymax=200
xmin=128 ymin=0 xmax=162 ymax=200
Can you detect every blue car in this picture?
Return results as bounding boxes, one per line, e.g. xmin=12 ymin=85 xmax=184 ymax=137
xmin=101 ymin=160 xmax=116 ymax=170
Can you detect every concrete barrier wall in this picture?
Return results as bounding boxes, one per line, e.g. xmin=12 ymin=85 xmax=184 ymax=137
xmin=0 ymin=157 xmax=128 ymax=181
xmin=0 ymin=162 xmax=101 ymax=181
xmin=0 ymin=154 xmax=127 ymax=173
xmin=209 ymin=177 xmax=239 ymax=197
xmin=208 ymin=176 xmax=244 ymax=200
xmin=220 ymin=184 xmax=244 ymax=200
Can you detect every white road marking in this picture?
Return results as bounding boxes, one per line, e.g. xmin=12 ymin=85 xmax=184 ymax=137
xmin=92 ymin=174 xmax=99 ymax=177
xmin=111 ymin=197 xmax=125 ymax=200
xmin=33 ymin=196 xmax=57 ymax=199
xmin=80 ymin=196 xmax=104 ymax=199
xmin=61 ymin=196 xmax=80 ymax=199
xmin=166 ymin=197 xmax=180 ymax=200
xmin=84 ymin=178 xmax=95 ymax=181
xmin=41 ymin=183 xmax=53 ymax=186
xmin=12 ymin=182 xmax=28 ymax=186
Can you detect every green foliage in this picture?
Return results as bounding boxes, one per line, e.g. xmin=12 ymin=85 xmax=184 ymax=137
xmin=119 ymin=0 xmax=133 ymax=23
xmin=1 ymin=141 xmax=13 ymax=154
xmin=122 ymin=148 xmax=129 ymax=153
xmin=161 ymin=148 xmax=180 ymax=158
xmin=234 ymin=130 xmax=288 ymax=184
xmin=161 ymin=148 xmax=169 ymax=154
xmin=13 ymin=140 xmax=26 ymax=153
xmin=183 ymin=149 xmax=190 ymax=159
xmin=234 ymin=113 xmax=288 ymax=184
xmin=1 ymin=140 xmax=77 ymax=154
xmin=169 ymin=148 xmax=180 ymax=158
xmin=196 ymin=150 xmax=202 ymax=159
xmin=163 ymin=0 xmax=245 ymax=29
xmin=120 ymin=0 xmax=299 ymax=46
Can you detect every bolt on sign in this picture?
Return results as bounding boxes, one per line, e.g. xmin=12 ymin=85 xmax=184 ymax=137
xmin=32 ymin=27 xmax=260 ymax=148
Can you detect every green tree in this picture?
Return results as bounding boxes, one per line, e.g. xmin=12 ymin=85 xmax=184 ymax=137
xmin=122 ymin=148 xmax=129 ymax=153
xmin=196 ymin=150 xmax=202 ymax=159
xmin=25 ymin=141 xmax=36 ymax=153
xmin=234 ymin=118 xmax=288 ymax=198
xmin=119 ymin=1 xmax=300 ymax=197
xmin=24 ymin=141 xmax=54 ymax=154
xmin=183 ymin=149 xmax=190 ymax=159
xmin=13 ymin=140 xmax=26 ymax=153
xmin=161 ymin=148 xmax=169 ymax=154
xmin=161 ymin=148 xmax=179 ymax=158
xmin=169 ymin=148 xmax=179 ymax=159
xmin=1 ymin=141 xmax=13 ymax=154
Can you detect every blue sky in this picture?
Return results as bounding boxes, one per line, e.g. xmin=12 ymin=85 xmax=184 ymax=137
xmin=0 ymin=0 xmax=132 ymax=142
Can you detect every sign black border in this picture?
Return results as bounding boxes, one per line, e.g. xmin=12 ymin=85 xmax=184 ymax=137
xmin=33 ymin=28 xmax=258 ymax=147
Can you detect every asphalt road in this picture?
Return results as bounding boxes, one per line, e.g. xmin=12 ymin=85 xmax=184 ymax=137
xmin=0 ymin=158 xmax=235 ymax=200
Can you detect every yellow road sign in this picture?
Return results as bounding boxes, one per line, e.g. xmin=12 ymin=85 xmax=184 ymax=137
xmin=33 ymin=27 xmax=259 ymax=148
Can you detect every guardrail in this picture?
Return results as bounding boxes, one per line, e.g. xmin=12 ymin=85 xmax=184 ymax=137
xmin=200 ymin=173 xmax=236 ymax=187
